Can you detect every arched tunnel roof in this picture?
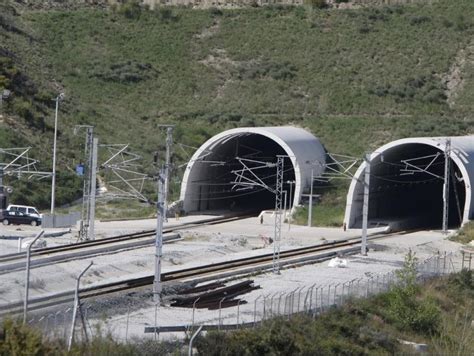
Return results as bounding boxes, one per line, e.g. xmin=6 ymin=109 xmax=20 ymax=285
xmin=180 ymin=126 xmax=326 ymax=213
xmin=344 ymin=136 xmax=474 ymax=229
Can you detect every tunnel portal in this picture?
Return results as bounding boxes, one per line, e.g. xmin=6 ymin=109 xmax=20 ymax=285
xmin=180 ymin=127 xmax=326 ymax=214
xmin=345 ymin=137 xmax=474 ymax=231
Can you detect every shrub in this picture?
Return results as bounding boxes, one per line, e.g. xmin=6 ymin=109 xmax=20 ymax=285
xmin=158 ymin=7 xmax=179 ymax=22
xmin=409 ymin=15 xmax=431 ymax=25
xmin=294 ymin=6 xmax=306 ymax=20
xmin=358 ymin=24 xmax=371 ymax=34
xmin=447 ymin=269 xmax=473 ymax=292
xmin=455 ymin=15 xmax=471 ymax=31
xmin=383 ymin=251 xmax=441 ymax=334
xmin=0 ymin=319 xmax=54 ymax=355
xmin=10 ymin=97 xmax=34 ymax=121
xmin=304 ymin=0 xmax=327 ymax=9
xmin=117 ymin=0 xmax=142 ymax=20
xmin=209 ymin=7 xmax=223 ymax=16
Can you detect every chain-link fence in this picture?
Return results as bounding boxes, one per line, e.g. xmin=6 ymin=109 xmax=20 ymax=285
xmin=190 ymin=251 xmax=467 ymax=331
xmin=18 ymin=250 xmax=473 ymax=345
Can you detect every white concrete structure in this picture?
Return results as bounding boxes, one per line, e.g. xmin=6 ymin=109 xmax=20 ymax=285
xmin=345 ymin=136 xmax=474 ymax=229
xmin=180 ymin=126 xmax=326 ymax=213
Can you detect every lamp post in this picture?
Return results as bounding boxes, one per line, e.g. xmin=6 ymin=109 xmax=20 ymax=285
xmin=51 ymin=93 xmax=65 ymax=218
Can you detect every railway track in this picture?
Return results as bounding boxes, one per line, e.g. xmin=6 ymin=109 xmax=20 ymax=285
xmin=0 ymin=213 xmax=255 ymax=274
xmin=0 ymin=232 xmax=394 ymax=317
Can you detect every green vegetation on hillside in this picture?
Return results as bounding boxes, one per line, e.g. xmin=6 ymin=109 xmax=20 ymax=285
xmin=195 ymin=268 xmax=474 ymax=355
xmin=1 ymin=0 xmax=474 ymax=212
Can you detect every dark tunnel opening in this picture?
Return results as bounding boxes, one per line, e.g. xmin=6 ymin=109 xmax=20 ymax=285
xmin=186 ymin=134 xmax=296 ymax=213
xmin=365 ymin=143 xmax=466 ymax=230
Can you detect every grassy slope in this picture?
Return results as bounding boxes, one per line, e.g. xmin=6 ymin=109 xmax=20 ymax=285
xmin=451 ymin=221 xmax=474 ymax=244
xmin=195 ymin=270 xmax=474 ymax=355
xmin=1 ymin=270 xmax=472 ymax=355
xmin=2 ymin=0 xmax=474 ymax=213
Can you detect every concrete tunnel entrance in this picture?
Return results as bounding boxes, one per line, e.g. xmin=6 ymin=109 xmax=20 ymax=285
xmin=180 ymin=127 xmax=326 ymax=214
xmin=184 ymin=134 xmax=295 ymax=212
xmin=345 ymin=140 xmax=470 ymax=231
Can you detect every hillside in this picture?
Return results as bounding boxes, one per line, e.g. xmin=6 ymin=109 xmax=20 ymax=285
xmin=1 ymin=0 xmax=474 ymax=210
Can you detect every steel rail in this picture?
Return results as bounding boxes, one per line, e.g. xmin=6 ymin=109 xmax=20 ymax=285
xmin=0 ymin=213 xmax=255 ymax=270
xmin=0 ymin=230 xmax=403 ymax=317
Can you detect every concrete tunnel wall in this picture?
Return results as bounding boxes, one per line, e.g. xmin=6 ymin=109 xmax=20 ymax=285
xmin=180 ymin=126 xmax=326 ymax=213
xmin=344 ymin=136 xmax=474 ymax=230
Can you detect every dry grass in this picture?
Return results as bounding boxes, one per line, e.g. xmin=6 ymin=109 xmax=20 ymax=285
xmin=451 ymin=221 xmax=474 ymax=244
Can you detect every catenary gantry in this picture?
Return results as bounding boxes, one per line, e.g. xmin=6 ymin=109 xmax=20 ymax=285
xmin=180 ymin=127 xmax=326 ymax=213
xmin=345 ymin=136 xmax=474 ymax=230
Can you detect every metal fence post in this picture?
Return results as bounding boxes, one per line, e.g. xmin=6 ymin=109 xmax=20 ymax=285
xmin=297 ymin=287 xmax=303 ymax=313
xmin=63 ymin=308 xmax=71 ymax=341
xmin=308 ymin=284 xmax=316 ymax=313
xmin=236 ymin=299 xmax=242 ymax=328
xmin=53 ymin=311 xmax=60 ymax=338
xmin=23 ymin=230 xmax=45 ymax=324
xmin=443 ymin=251 xmax=447 ymax=274
xmin=283 ymin=292 xmax=289 ymax=316
xmin=437 ymin=251 xmax=441 ymax=274
xmin=218 ymin=297 xmax=227 ymax=331
xmin=277 ymin=293 xmax=284 ymax=315
xmin=44 ymin=315 xmax=50 ymax=338
xmin=68 ymin=261 xmax=93 ymax=351
xmin=288 ymin=289 xmax=295 ymax=318
xmin=303 ymin=287 xmax=310 ymax=313
xmin=254 ymin=296 xmax=262 ymax=327
xmin=263 ymin=294 xmax=268 ymax=321
xmin=188 ymin=325 xmax=203 ymax=356
xmin=192 ymin=297 xmax=201 ymax=331
xmin=319 ymin=286 xmax=324 ymax=314
xmin=125 ymin=304 xmax=131 ymax=343
xmin=288 ymin=288 xmax=297 ymax=317
xmin=313 ymin=285 xmax=320 ymax=314
xmin=270 ymin=293 xmax=277 ymax=316
xmin=332 ymin=284 xmax=337 ymax=305
xmin=154 ymin=302 xmax=158 ymax=340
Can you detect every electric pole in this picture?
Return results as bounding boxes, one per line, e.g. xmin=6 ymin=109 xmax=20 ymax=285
xmin=162 ymin=125 xmax=174 ymax=222
xmin=361 ymin=153 xmax=371 ymax=256
xmin=442 ymin=138 xmax=451 ymax=233
xmin=76 ymin=126 xmax=96 ymax=241
xmin=153 ymin=165 xmax=165 ymax=304
xmin=287 ymin=179 xmax=295 ymax=231
xmin=51 ymin=93 xmax=65 ymax=219
xmin=0 ymin=167 xmax=3 ymax=194
xmin=273 ymin=156 xmax=284 ymax=274
xmin=308 ymin=169 xmax=314 ymax=227
xmin=88 ymin=137 xmax=98 ymax=240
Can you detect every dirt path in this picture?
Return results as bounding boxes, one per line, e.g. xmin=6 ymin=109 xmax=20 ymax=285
xmin=443 ymin=41 xmax=474 ymax=108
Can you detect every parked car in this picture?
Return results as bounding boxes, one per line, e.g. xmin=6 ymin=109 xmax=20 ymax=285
xmin=1 ymin=210 xmax=42 ymax=226
xmin=7 ymin=204 xmax=42 ymax=219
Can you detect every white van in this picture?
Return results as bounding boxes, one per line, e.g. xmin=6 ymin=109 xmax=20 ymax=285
xmin=7 ymin=205 xmax=42 ymax=219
